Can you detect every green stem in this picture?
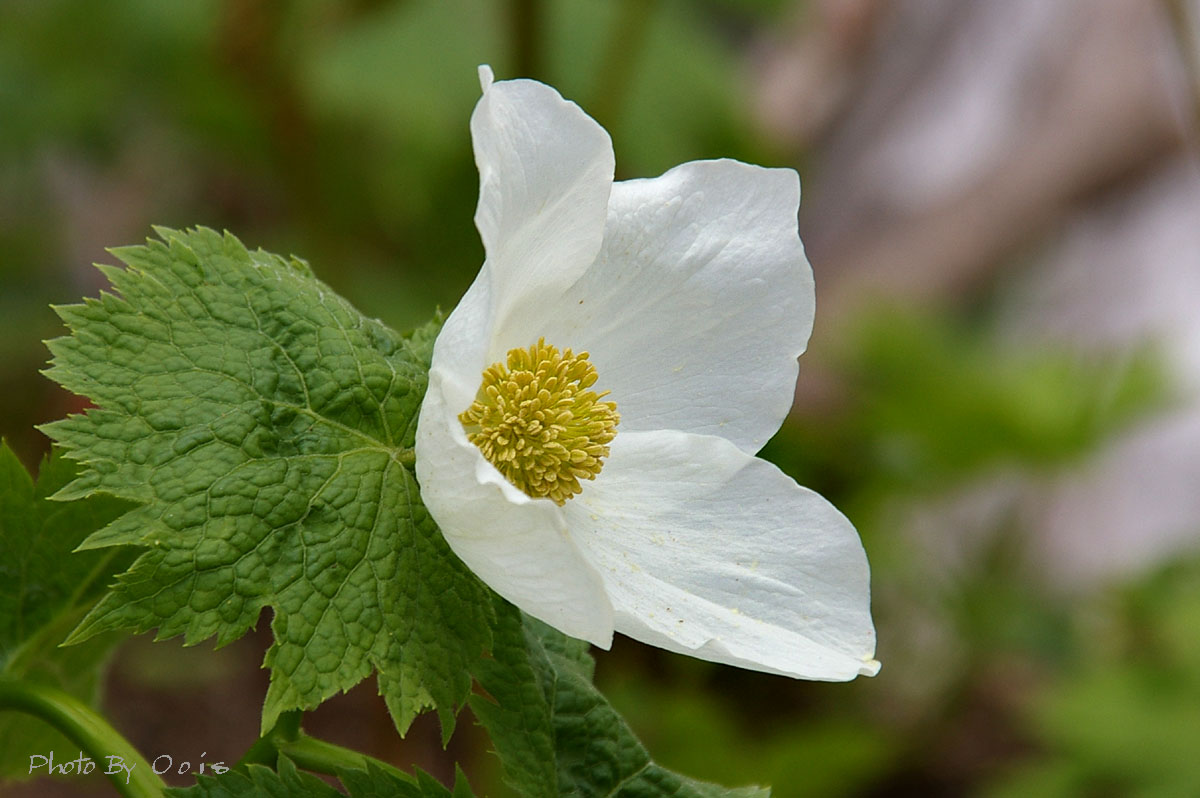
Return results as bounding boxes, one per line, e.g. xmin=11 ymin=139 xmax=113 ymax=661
xmin=509 ymin=0 xmax=544 ymax=79
xmin=397 ymin=447 xmax=416 ymax=468
xmin=278 ymin=733 xmax=408 ymax=780
xmin=239 ymin=711 xmax=407 ymax=782
xmin=237 ymin=711 xmax=299 ymax=768
xmin=0 ymin=679 xmax=165 ymax=798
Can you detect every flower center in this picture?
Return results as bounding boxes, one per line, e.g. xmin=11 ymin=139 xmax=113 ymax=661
xmin=459 ymin=338 xmax=619 ymax=505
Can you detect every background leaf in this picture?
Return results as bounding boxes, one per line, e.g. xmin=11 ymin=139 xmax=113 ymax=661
xmin=0 ymin=442 xmax=135 ymax=780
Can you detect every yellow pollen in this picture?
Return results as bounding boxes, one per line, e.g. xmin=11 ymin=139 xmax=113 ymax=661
xmin=459 ymin=338 xmax=619 ymax=505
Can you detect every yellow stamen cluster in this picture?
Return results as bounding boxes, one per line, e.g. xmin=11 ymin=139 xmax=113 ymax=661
xmin=460 ymin=338 xmax=619 ymax=505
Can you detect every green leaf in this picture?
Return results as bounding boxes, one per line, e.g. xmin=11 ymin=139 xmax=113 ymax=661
xmin=845 ymin=308 xmax=1170 ymax=486
xmin=168 ymin=757 xmax=475 ymax=798
xmin=166 ymin=757 xmax=343 ymax=798
xmin=338 ymin=761 xmax=476 ymax=798
xmin=473 ymin=600 xmax=769 ymax=798
xmin=41 ymin=227 xmax=493 ymax=736
xmin=986 ymin=557 xmax=1200 ymax=798
xmin=0 ymin=441 xmax=135 ymax=779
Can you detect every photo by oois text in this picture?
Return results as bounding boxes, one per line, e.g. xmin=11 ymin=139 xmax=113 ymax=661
xmin=28 ymin=750 xmax=228 ymax=785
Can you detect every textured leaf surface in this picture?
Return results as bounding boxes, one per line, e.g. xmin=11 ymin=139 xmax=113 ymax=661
xmin=0 ymin=442 xmax=134 ymax=779
xmin=42 ymin=227 xmax=492 ymax=734
xmin=167 ymin=758 xmax=474 ymax=798
xmin=473 ymin=600 xmax=770 ymax=798
xmin=338 ymin=761 xmax=476 ymax=798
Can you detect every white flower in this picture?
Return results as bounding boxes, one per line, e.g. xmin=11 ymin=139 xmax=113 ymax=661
xmin=414 ymin=66 xmax=879 ymax=680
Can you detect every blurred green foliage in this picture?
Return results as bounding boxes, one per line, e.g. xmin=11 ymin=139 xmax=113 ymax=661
xmin=0 ymin=1 xmax=1194 ymax=796
xmin=764 ymin=308 xmax=1171 ymax=496
xmin=987 ymin=556 xmax=1200 ymax=798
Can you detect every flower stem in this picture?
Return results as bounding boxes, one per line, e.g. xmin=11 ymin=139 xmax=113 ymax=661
xmin=397 ymin=447 xmax=416 ymax=468
xmin=238 ymin=710 xmax=407 ymax=782
xmin=277 ymin=733 xmax=409 ymax=780
xmin=0 ymin=678 xmax=165 ymax=798
xmin=237 ymin=710 xmax=302 ymax=767
xmin=509 ymin=0 xmax=544 ymax=79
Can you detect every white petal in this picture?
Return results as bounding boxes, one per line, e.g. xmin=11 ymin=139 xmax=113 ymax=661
xmin=477 ymin=64 xmax=494 ymax=91
xmin=537 ymin=159 xmax=814 ymax=454
xmin=415 ymin=369 xmax=615 ymax=647
xmin=565 ymin=429 xmax=878 ymax=679
xmin=425 ymin=259 xmax=496 ymax=413
xmin=471 ymin=75 xmax=615 ymax=362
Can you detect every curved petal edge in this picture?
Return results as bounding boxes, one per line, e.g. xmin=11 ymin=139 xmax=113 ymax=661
xmin=565 ymin=429 xmax=878 ymax=680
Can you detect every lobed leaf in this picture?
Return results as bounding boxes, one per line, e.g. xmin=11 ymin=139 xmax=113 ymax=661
xmin=41 ymin=227 xmax=492 ymax=735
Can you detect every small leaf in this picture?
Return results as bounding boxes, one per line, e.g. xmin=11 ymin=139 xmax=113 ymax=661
xmin=0 ymin=442 xmax=135 ymax=779
xmin=42 ymin=227 xmax=493 ymax=735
